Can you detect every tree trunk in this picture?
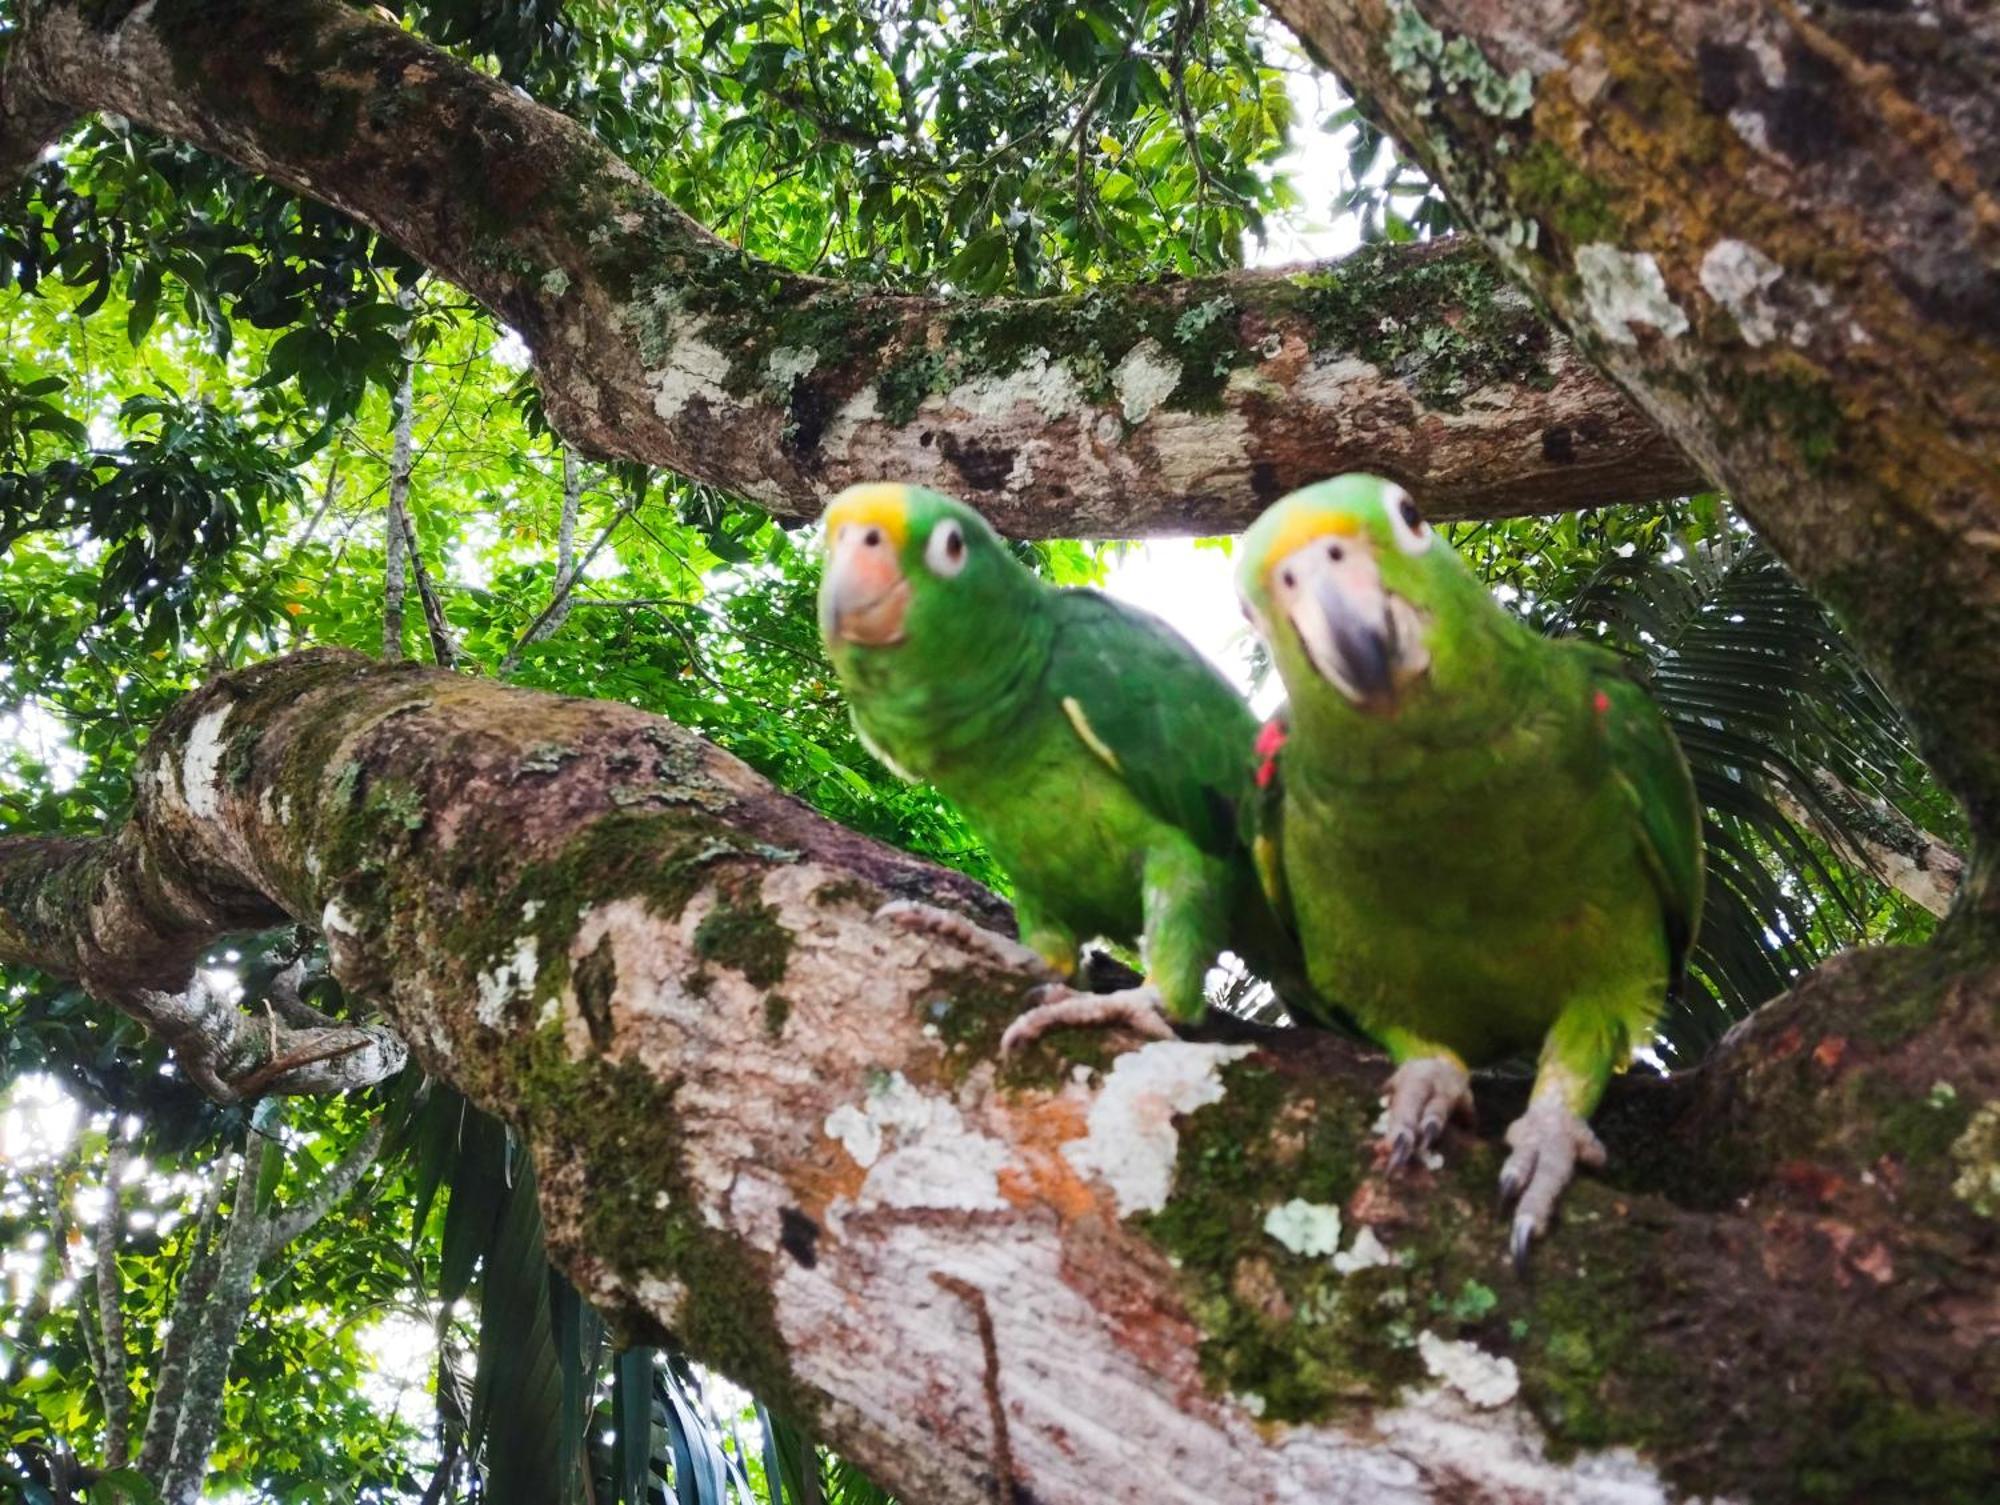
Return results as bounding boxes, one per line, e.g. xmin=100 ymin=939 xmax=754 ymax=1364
xmin=0 ymin=0 xmax=1703 ymax=535
xmin=1264 ymin=0 xmax=2000 ymax=880
xmin=2 ymin=653 xmax=1994 ymax=1505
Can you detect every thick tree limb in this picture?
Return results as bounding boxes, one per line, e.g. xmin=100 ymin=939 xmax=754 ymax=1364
xmin=5 ymin=652 xmax=1994 ymax=1504
xmin=0 ymin=799 xmax=407 ymax=1099
xmin=1264 ymin=0 xmax=2000 ymax=872
xmin=0 ymin=0 xmax=1702 ymax=535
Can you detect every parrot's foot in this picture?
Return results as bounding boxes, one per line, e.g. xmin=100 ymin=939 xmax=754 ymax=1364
xmin=874 ymin=901 xmax=1058 ymax=979
xmin=1378 ymin=1056 xmax=1474 ymax=1173
xmin=1498 ymin=1096 xmax=1606 ymax=1272
xmin=999 ymin=985 xmax=1176 ymax=1053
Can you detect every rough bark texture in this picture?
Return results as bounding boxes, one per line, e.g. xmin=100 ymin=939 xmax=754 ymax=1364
xmin=0 ymin=812 xmax=407 ymax=1100
xmin=3 ymin=652 xmax=1995 ymax=1505
xmin=1773 ymin=773 xmax=1963 ymax=921
xmin=0 ymin=0 xmax=1703 ymax=536
xmin=1264 ymin=0 xmax=2000 ymax=879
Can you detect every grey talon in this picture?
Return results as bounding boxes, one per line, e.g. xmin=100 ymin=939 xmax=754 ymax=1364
xmin=1387 ymin=1129 xmax=1414 ymax=1174
xmin=1509 ymin=1216 xmax=1535 ymax=1275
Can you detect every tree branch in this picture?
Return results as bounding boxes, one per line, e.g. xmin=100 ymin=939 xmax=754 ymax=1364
xmin=0 ymin=0 xmax=1701 ymax=536
xmin=383 ymin=327 xmax=416 ymax=662
xmin=0 ymin=831 xmax=407 ymax=1100
xmin=262 ymin=1116 xmax=384 ymax=1251
xmin=1772 ymin=771 xmax=1964 ymax=920
xmin=138 ymin=1155 xmax=229 ymax=1480
xmin=92 ymin=1139 xmax=134 ymax=1469
xmin=2 ymin=650 xmax=1991 ymax=1504
xmin=498 ymin=451 xmax=605 ymax=676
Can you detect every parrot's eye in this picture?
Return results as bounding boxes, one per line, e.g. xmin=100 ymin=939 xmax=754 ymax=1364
xmin=1326 ymin=543 xmax=1344 ymax=562
xmin=1280 ymin=568 xmax=1297 ymax=590
xmin=863 ymin=526 xmax=883 ymax=547
xmin=1386 ymin=484 xmax=1434 ymax=556
xmin=927 ymin=520 xmax=969 ymax=577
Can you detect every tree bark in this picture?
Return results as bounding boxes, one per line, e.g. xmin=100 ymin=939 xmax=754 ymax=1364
xmin=1262 ymin=0 xmax=2000 ymax=877
xmin=3 ymin=652 xmax=1994 ymax=1505
xmin=0 ymin=0 xmax=1703 ymax=536
xmin=1772 ymin=772 xmax=1963 ymax=921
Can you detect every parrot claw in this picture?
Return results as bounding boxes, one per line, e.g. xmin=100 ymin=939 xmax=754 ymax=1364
xmin=874 ymin=901 xmax=1058 ymax=979
xmin=1509 ymin=1213 xmax=1538 ymax=1277
xmin=1000 ymin=985 xmax=1176 ymax=1053
xmin=1377 ymin=1056 xmax=1474 ymax=1174
xmin=1497 ymin=1096 xmax=1607 ymax=1270
xmin=1385 ymin=1128 xmax=1415 ymax=1174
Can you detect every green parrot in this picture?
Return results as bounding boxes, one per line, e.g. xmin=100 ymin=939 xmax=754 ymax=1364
xmin=1236 ymin=474 xmax=1703 ymax=1264
xmin=817 ymin=482 xmax=1299 ymax=1045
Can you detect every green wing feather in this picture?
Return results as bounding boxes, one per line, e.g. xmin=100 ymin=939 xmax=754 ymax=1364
xmin=1589 ymin=654 xmax=1705 ymax=993
xmin=1042 ymin=589 xmax=1258 ymax=855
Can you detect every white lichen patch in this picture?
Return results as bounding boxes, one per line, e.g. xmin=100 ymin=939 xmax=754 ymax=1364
xmin=321 ymin=898 xmax=359 ymax=938
xmin=635 ymin=1273 xmax=688 ymax=1325
xmin=1699 ymin=239 xmax=1784 ymax=346
xmin=1112 ymin=338 xmax=1181 ymax=425
xmin=765 ymin=344 xmax=819 ymax=393
xmin=1574 ymin=244 xmax=1688 ymax=346
xmin=475 ymin=933 xmax=541 ymax=1030
xmin=644 ymin=317 xmax=736 ymax=422
xmin=1264 ymin=1199 xmax=1343 ymax=1258
xmin=180 ymin=705 xmax=233 ymax=821
xmin=819 ymin=382 xmax=880 ymax=452
xmin=1063 ymin=1042 xmax=1254 ymax=1215
xmin=823 ymin=1071 xmax=1011 ymax=1212
xmin=1333 ymin=1225 xmax=1399 ymax=1275
xmin=1417 ymin=1330 xmax=1520 ymax=1409
xmin=943 ymin=347 xmax=1084 ymax=422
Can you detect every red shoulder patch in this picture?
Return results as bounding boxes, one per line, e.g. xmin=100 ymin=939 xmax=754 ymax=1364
xmin=1593 ymin=689 xmax=1612 ymax=716
xmin=1255 ymin=718 xmax=1287 ymax=788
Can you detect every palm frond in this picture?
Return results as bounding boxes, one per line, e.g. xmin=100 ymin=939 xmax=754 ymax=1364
xmin=1551 ymin=526 xmax=1960 ymax=1055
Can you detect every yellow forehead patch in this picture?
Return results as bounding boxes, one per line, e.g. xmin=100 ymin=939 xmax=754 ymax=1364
xmin=1264 ymin=507 xmax=1362 ymax=580
xmin=823 ymin=485 xmax=911 ymax=550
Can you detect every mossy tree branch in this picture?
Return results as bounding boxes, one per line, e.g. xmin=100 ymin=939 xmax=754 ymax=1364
xmin=0 ymin=0 xmax=1702 ymax=535
xmin=1264 ymin=0 xmax=2000 ymax=887
xmin=2 ymin=651 xmax=1994 ymax=1503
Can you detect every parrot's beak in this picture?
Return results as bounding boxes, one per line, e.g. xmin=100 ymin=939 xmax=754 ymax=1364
xmin=1273 ymin=537 xmax=1429 ymax=711
xmin=822 ymin=520 xmax=912 ymax=646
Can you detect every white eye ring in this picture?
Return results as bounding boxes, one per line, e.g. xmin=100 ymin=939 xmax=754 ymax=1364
xmin=1385 ymin=484 xmax=1433 ymax=556
xmin=926 ymin=520 xmax=969 ymax=577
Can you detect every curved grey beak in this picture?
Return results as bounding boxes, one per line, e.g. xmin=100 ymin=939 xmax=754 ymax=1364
xmin=1274 ymin=538 xmax=1429 ymax=710
xmin=1315 ymin=574 xmax=1395 ymax=702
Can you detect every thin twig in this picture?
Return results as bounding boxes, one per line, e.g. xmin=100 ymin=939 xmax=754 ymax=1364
xmin=383 ymin=290 xmax=419 ymax=662
xmin=498 ymin=479 xmax=637 ymax=676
